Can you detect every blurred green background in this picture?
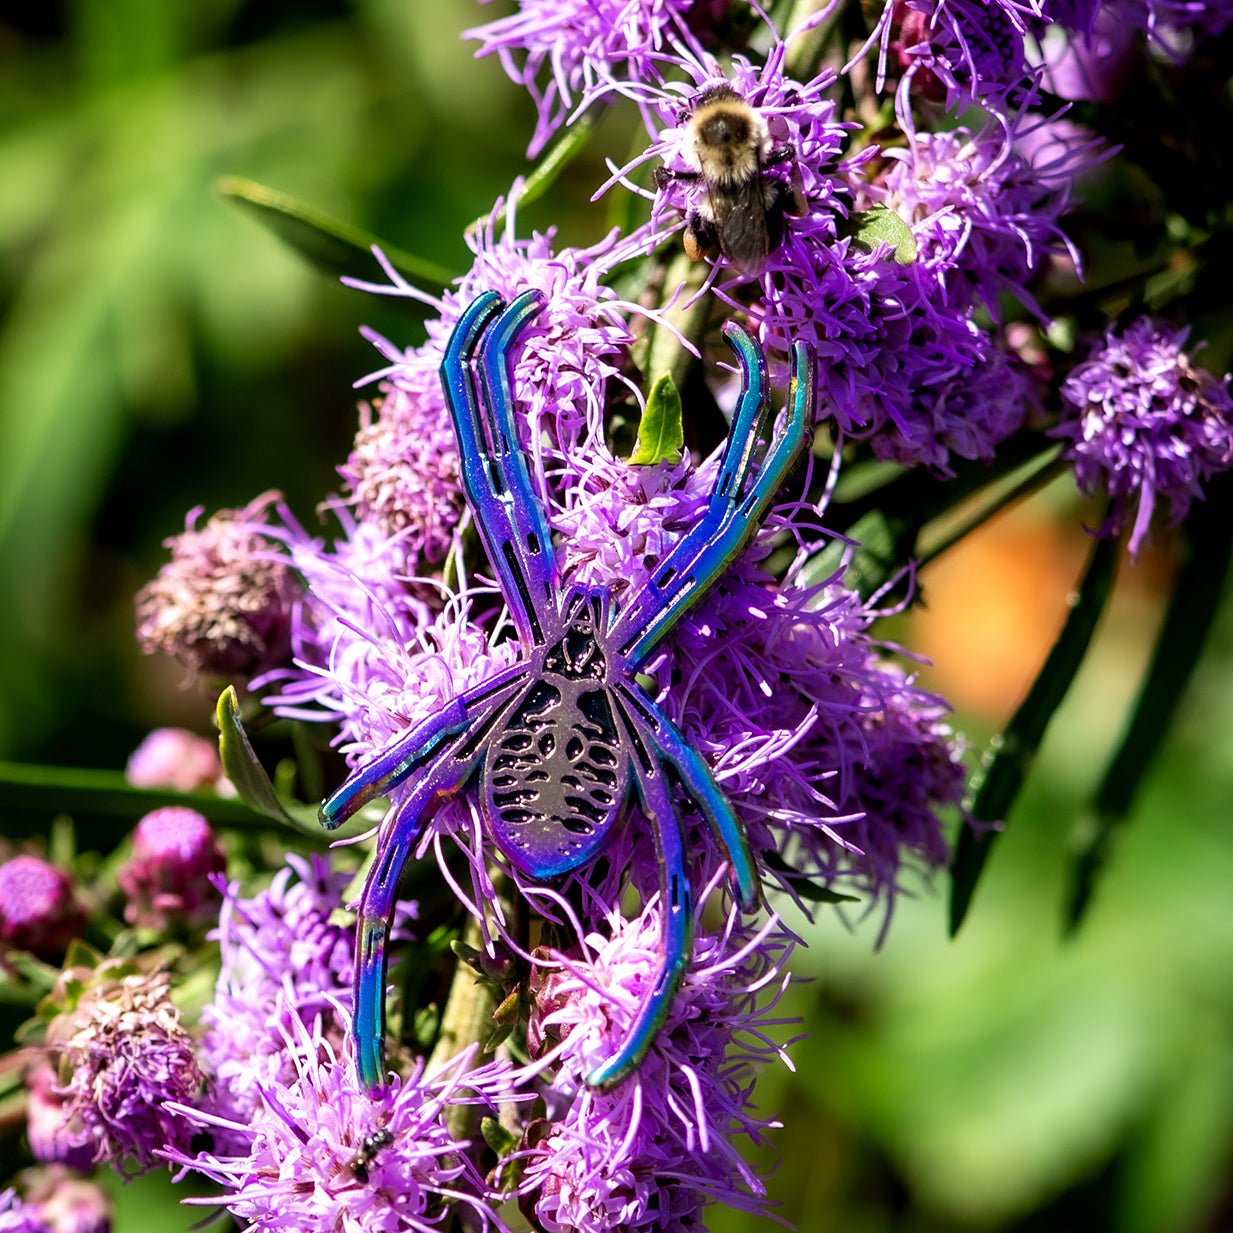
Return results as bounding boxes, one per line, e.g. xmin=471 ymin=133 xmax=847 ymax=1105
xmin=2 ymin=3 xmax=1232 ymax=1231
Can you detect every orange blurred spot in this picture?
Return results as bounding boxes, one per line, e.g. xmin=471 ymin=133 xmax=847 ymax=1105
xmin=910 ymin=503 xmax=1089 ymax=725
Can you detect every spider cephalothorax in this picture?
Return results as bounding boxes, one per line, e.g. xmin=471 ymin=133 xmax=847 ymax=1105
xmin=321 ymin=289 xmax=814 ymax=1090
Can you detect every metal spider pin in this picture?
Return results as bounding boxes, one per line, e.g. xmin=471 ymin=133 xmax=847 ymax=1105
xmin=321 ymin=289 xmax=814 ymax=1090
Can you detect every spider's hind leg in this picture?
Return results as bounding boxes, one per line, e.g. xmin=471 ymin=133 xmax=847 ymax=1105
xmin=586 ymin=751 xmax=694 ymax=1090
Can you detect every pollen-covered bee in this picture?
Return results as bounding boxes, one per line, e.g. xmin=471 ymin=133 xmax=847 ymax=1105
xmin=654 ymin=86 xmax=801 ymax=278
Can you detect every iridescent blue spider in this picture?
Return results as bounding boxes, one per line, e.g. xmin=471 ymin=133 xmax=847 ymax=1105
xmin=321 ymin=290 xmax=813 ymax=1090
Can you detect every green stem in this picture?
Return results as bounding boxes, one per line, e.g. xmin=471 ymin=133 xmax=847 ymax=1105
xmin=430 ymin=914 xmax=500 ymax=1144
xmin=1064 ymin=472 xmax=1233 ymax=931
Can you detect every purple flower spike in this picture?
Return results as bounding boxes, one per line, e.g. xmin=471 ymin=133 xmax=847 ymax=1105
xmin=0 ymin=856 xmax=85 ymax=961
xmin=135 ymin=490 xmax=301 ymax=679
xmin=639 ymin=48 xmax=856 ymax=283
xmin=1052 ymin=317 xmax=1233 ymax=558
xmin=118 ymin=807 xmax=226 ymax=931
xmin=520 ymin=894 xmax=795 ymax=1232
xmin=199 ymin=854 xmax=358 ymax=1135
xmin=336 ymin=381 xmax=465 ymax=571
xmin=44 ymin=967 xmax=202 ymax=1174
xmin=466 ymin=0 xmax=707 ymax=156
xmin=167 ymin=1023 xmax=515 ymax=1233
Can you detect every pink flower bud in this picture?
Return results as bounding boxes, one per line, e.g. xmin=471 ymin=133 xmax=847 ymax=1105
xmin=117 ymin=807 xmax=226 ymax=931
xmin=124 ymin=728 xmax=226 ymax=794
xmin=0 ymin=856 xmax=86 ymax=960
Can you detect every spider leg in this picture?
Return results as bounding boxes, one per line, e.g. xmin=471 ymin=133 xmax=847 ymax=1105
xmin=319 ymin=662 xmax=530 ymax=830
xmin=611 ymin=331 xmax=814 ymax=664
xmin=585 ymin=726 xmax=694 ymax=1090
xmin=476 ymin=290 xmax=561 ymax=636
xmin=441 ymin=291 xmax=559 ymax=646
xmin=351 ymin=760 xmax=474 ymax=1088
xmin=344 ymin=667 xmax=537 ymax=1088
xmin=617 ymin=681 xmax=759 ymax=911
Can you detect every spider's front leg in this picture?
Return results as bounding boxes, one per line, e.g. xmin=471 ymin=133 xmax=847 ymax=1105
xmin=611 ymin=327 xmax=814 ymax=663
xmin=441 ymin=289 xmax=560 ymax=645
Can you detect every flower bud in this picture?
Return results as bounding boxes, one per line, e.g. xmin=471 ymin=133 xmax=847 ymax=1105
xmin=25 ymin=1061 xmax=97 ymax=1172
xmin=20 ymin=1168 xmax=110 ymax=1233
xmin=117 ymin=807 xmax=225 ymax=931
xmin=0 ymin=856 xmax=86 ymax=961
xmin=124 ymin=728 xmax=227 ymax=794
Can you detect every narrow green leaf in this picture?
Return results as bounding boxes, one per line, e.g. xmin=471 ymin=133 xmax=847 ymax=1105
xmin=761 ymin=849 xmax=861 ymax=904
xmin=628 ymin=373 xmax=685 ymax=466
xmin=1065 ymin=474 xmax=1233 ymax=931
xmin=0 ymin=761 xmax=267 ymax=842
xmin=216 ymin=176 xmax=454 ymax=289
xmin=843 ymin=204 xmax=918 ymax=264
xmin=214 ymin=687 xmax=322 ymax=835
xmin=950 ymin=534 xmax=1120 ymax=935
xmin=469 ymin=114 xmax=598 ymax=237
xmin=795 ymin=510 xmax=915 ymax=600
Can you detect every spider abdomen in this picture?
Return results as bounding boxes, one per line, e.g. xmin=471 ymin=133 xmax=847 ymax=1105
xmin=483 ymin=674 xmax=628 ymax=877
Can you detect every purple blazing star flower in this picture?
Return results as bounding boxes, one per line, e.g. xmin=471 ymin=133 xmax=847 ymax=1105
xmin=135 ymin=491 xmax=300 ymax=679
xmin=0 ymin=855 xmax=85 ymax=961
xmin=884 ymin=0 xmax=1061 ymax=112
xmin=117 ymin=806 xmax=226 ymax=932
xmin=168 ymin=1018 xmax=515 ymax=1233
xmin=1052 ymin=317 xmax=1233 ymax=557
xmin=518 ymin=889 xmax=794 ymax=1232
xmin=43 ymin=965 xmax=202 ymax=1173
xmin=199 ymin=854 xmax=358 ymax=1135
xmin=348 ymin=213 xmax=638 ymax=465
xmin=0 ymin=1190 xmax=51 ymax=1233
xmin=834 ymin=664 xmax=967 ymax=938
xmin=627 ymin=43 xmax=857 ymax=284
xmin=466 ymin=0 xmax=713 ymax=156
xmin=870 ymin=112 xmax=1090 ymax=321
xmin=336 ymin=381 xmax=465 ymax=573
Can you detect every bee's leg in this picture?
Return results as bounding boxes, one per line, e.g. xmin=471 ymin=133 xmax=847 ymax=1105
xmin=611 ymin=330 xmax=814 ymax=662
xmin=653 ymin=165 xmax=701 ymax=189
xmin=683 ymin=212 xmax=720 ymax=262
xmin=585 ymin=747 xmax=694 ymax=1089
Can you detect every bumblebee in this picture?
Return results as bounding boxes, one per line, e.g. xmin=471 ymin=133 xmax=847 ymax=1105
xmin=655 ymin=86 xmax=800 ymax=278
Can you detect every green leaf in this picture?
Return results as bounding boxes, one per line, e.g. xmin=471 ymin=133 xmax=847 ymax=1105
xmin=469 ymin=114 xmax=598 ymax=237
xmin=1064 ymin=473 xmax=1233 ymax=931
xmin=0 ymin=761 xmax=269 ymax=845
xmin=628 ymin=373 xmax=685 ymax=466
xmin=950 ymin=534 xmax=1120 ymax=935
xmin=843 ymin=205 xmax=917 ymax=264
xmin=761 ymin=849 xmax=861 ymax=904
xmin=214 ymin=687 xmax=322 ymax=835
xmin=795 ymin=510 xmax=915 ymax=600
xmin=215 ymin=176 xmax=454 ymax=289
xmin=480 ymin=1116 xmax=521 ymax=1158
